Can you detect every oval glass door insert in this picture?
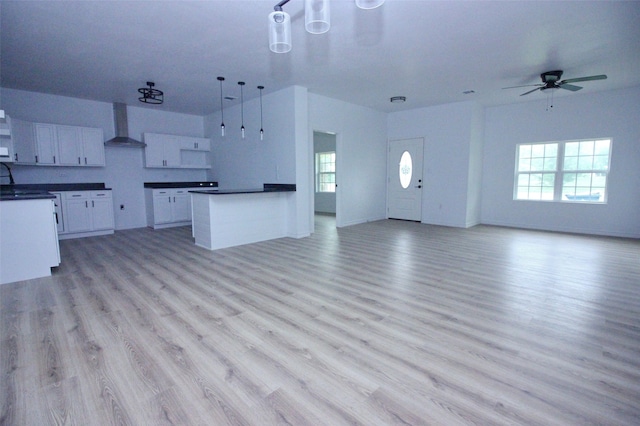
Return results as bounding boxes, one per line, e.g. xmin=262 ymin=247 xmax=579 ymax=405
xmin=399 ymin=151 xmax=412 ymax=189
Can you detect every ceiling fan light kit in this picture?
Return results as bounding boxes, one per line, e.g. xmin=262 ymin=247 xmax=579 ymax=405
xmin=269 ymin=0 xmax=385 ymax=53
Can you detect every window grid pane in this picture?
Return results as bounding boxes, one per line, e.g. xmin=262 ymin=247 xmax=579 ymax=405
xmin=515 ymin=139 xmax=611 ymax=203
xmin=315 ymin=151 xmax=336 ymax=193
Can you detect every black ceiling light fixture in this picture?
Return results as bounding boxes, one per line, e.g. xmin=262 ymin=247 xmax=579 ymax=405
xmin=238 ymin=81 xmax=246 ymax=139
xmin=217 ymin=76 xmax=225 ymax=137
xmin=138 ymin=81 xmax=163 ymax=104
xmin=258 ymin=85 xmax=265 ymax=141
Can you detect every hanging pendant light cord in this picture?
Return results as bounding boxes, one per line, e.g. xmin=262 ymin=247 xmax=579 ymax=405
xmin=258 ymin=85 xmax=264 ymax=139
xmin=238 ymin=82 xmax=245 ymax=138
xmin=217 ymin=76 xmax=225 ymax=136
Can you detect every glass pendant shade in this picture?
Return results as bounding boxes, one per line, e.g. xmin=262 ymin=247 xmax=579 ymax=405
xmin=268 ymin=11 xmax=292 ymax=53
xmin=305 ymin=0 xmax=330 ymax=34
xmin=355 ymin=0 xmax=385 ymax=10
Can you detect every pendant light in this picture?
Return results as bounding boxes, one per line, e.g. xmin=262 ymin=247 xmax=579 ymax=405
xmin=258 ymin=85 xmax=265 ymax=140
xmin=269 ymin=1 xmax=292 ymax=53
xmin=217 ymin=76 xmax=225 ymax=137
xmin=238 ymin=81 xmax=245 ymax=139
xmin=305 ymin=0 xmax=330 ymax=34
xmin=355 ymin=0 xmax=385 ymax=9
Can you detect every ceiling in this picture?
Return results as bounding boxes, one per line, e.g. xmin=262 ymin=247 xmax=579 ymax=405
xmin=2 ymin=1 xmax=639 ymax=116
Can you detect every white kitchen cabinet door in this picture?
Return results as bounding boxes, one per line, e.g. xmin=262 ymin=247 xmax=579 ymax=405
xmin=11 ymin=119 xmax=37 ymax=164
xmin=153 ymin=192 xmax=173 ymax=224
xmin=34 ymin=123 xmax=58 ymax=165
xmin=64 ymin=193 xmax=92 ymax=233
xmin=180 ymin=136 xmax=210 ymax=151
xmin=91 ymin=191 xmax=114 ymax=230
xmin=82 ymin=127 xmax=105 ymax=166
xmin=171 ymin=190 xmax=191 ymax=222
xmin=57 ymin=125 xmax=83 ymax=165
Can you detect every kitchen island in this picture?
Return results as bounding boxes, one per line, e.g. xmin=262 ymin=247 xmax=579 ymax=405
xmin=190 ymin=184 xmax=296 ymax=250
xmin=0 ymin=188 xmax=60 ymax=284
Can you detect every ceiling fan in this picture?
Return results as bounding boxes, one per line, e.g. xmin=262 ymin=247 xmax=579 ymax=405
xmin=503 ymin=70 xmax=607 ymax=96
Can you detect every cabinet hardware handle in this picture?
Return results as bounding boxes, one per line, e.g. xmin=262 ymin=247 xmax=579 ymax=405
xmin=85 ymin=157 xmax=87 ymax=165
xmin=85 ymin=201 xmax=88 ymax=208
xmin=14 ymin=153 xmax=18 ymax=161
xmin=92 ymin=200 xmax=95 ymax=207
xmin=53 ymin=155 xmax=56 ymax=164
xmin=78 ymin=157 xmax=81 ymax=164
xmin=35 ymin=155 xmax=39 ymax=163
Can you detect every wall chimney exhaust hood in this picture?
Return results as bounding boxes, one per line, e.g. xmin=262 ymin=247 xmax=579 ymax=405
xmin=104 ymin=103 xmax=146 ymax=148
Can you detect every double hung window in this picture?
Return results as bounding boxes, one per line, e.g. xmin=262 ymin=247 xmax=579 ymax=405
xmin=315 ymin=151 xmax=336 ymax=193
xmin=515 ymin=139 xmax=611 ymax=203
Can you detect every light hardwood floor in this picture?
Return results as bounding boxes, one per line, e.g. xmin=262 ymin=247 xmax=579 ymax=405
xmin=1 ymin=216 xmax=639 ymax=425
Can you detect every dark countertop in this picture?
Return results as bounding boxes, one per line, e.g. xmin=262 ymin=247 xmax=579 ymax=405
xmin=190 ymin=183 xmax=295 ymax=195
xmin=1 ymin=183 xmax=109 ymax=201
xmin=0 ymin=188 xmax=56 ymax=201
xmin=144 ymin=181 xmax=218 ymax=189
xmin=1 ymin=183 xmax=108 ymax=191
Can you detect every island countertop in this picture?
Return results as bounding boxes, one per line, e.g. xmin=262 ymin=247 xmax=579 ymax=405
xmin=189 ymin=183 xmax=295 ymax=195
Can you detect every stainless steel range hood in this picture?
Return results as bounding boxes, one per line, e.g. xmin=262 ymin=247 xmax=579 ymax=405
xmin=104 ymin=103 xmax=146 ymax=148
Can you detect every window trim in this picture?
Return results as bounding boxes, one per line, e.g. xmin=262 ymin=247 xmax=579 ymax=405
xmin=514 ymin=138 xmax=611 ymax=204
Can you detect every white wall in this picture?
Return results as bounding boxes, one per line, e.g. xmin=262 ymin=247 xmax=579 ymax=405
xmin=1 ymin=88 xmax=207 ymax=230
xmin=309 ymin=93 xmax=388 ymax=227
xmin=481 ymin=86 xmax=640 ymax=238
xmin=388 ymin=101 xmax=483 ymax=227
xmin=206 ymin=86 xmax=297 ymax=189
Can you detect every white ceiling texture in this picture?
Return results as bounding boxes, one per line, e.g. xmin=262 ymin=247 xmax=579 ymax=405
xmin=1 ymin=0 xmax=639 ymax=116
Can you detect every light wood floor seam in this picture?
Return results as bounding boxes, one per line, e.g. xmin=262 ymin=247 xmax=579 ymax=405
xmin=2 ymin=216 xmax=639 ymax=425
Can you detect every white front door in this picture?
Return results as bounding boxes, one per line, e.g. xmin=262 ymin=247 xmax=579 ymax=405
xmin=387 ymin=138 xmax=424 ymax=221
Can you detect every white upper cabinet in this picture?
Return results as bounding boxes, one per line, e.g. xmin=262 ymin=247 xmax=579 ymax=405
xmin=58 ymin=125 xmax=105 ymax=166
xmin=12 ymin=120 xmax=105 ymax=167
xmin=12 ymin=118 xmax=37 ymax=164
xmin=144 ymin=133 xmax=182 ymax=168
xmin=34 ymin=123 xmax=58 ymax=165
xmin=144 ymin=132 xmax=211 ymax=169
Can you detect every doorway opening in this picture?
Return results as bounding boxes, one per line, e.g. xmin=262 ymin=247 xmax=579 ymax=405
xmin=313 ymin=131 xmax=337 ymax=227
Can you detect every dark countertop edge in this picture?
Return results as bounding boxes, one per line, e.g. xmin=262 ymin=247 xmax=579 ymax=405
xmin=1 ymin=183 xmax=109 ymax=191
xmin=1 ymin=193 xmax=56 ymax=201
xmin=190 ymin=183 xmax=296 ymax=195
xmin=144 ymin=181 xmax=218 ymax=189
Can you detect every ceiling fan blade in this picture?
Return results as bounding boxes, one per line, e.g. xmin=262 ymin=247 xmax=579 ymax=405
xmin=502 ymin=84 xmax=543 ymax=90
xmin=559 ymin=83 xmax=583 ymax=92
xmin=520 ymin=87 xmax=541 ymax=96
xmin=561 ymin=74 xmax=607 ymax=84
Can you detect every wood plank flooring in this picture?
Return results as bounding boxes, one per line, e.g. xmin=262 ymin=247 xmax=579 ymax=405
xmin=1 ymin=216 xmax=639 ymax=425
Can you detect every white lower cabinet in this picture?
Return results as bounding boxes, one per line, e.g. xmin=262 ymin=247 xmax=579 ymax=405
xmin=59 ymin=190 xmax=114 ymax=239
xmin=145 ymin=188 xmax=196 ymax=229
